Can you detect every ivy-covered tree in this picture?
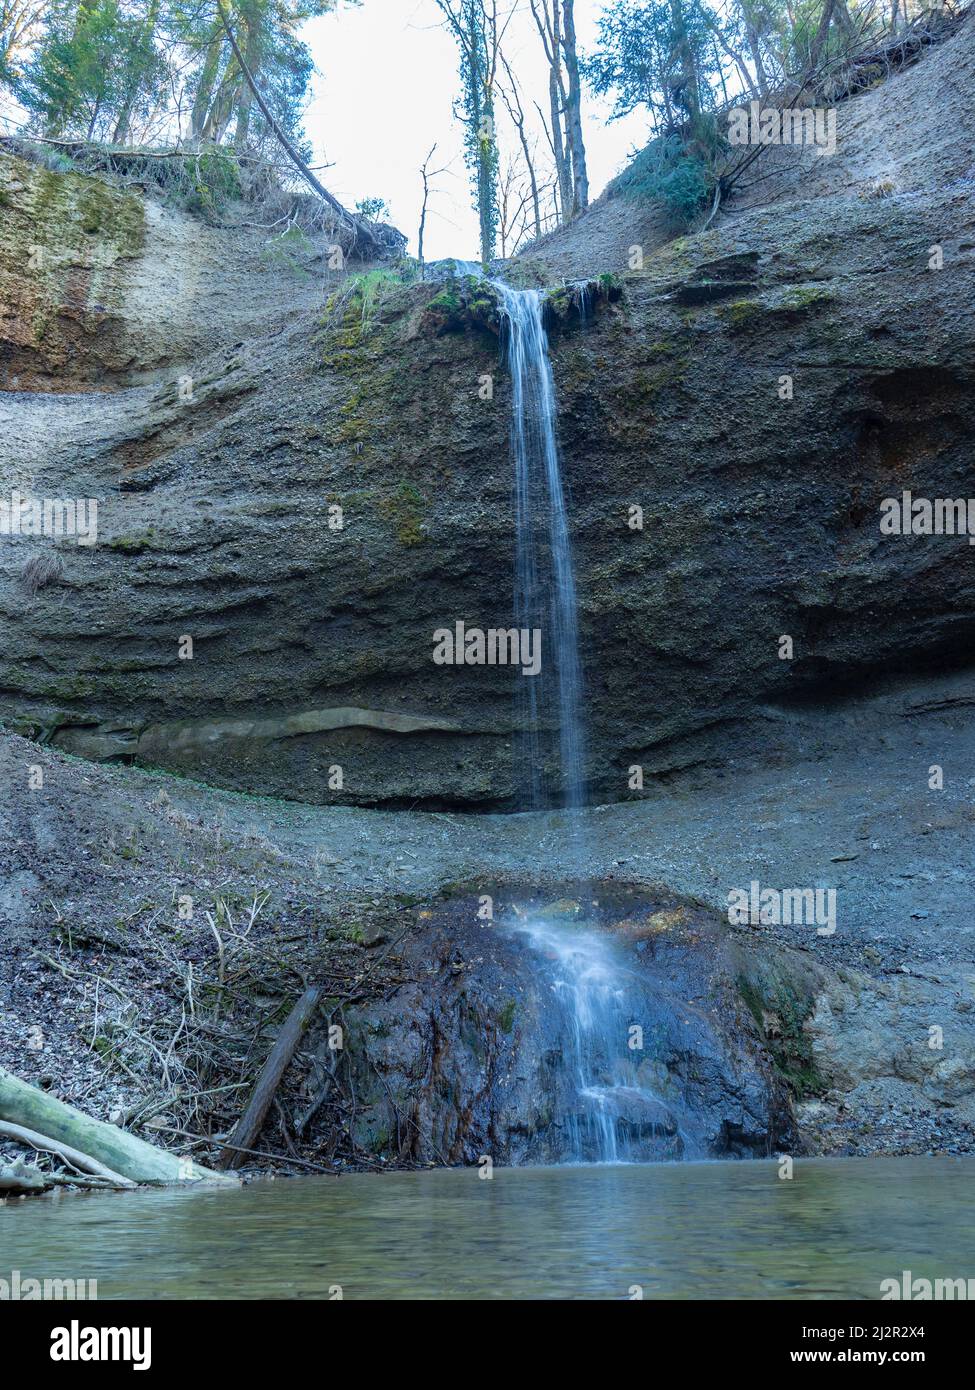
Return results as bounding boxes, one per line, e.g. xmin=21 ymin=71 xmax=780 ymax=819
xmin=435 ymin=0 xmax=505 ymax=265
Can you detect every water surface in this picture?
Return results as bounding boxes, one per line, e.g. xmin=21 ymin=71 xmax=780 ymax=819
xmin=2 ymin=1156 xmax=972 ymax=1299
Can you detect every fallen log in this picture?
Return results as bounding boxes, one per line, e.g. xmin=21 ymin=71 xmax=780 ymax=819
xmin=0 ymin=1120 xmax=137 ymax=1187
xmin=215 ymin=1 xmax=381 ymax=257
xmin=0 ymin=1159 xmax=51 ymax=1195
xmin=0 ymin=1067 xmax=235 ymax=1185
xmin=217 ymin=985 xmax=323 ymax=1170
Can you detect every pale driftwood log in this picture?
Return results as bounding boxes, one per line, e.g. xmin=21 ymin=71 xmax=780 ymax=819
xmin=0 ymin=1161 xmax=132 ymax=1194
xmin=0 ymin=1120 xmax=137 ymax=1187
xmin=0 ymin=1160 xmax=51 ymax=1194
xmin=217 ymin=985 xmax=323 ymax=1170
xmin=0 ymin=1067 xmax=234 ymax=1185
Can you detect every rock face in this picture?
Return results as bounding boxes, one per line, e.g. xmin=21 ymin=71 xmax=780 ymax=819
xmin=1 ymin=20 xmax=974 ymax=809
xmin=1 ymin=729 xmax=972 ymax=1166
xmin=327 ymin=884 xmax=793 ymax=1164
xmin=0 ymin=156 xmax=146 ymax=390
xmin=0 ymin=150 xmax=360 ymax=391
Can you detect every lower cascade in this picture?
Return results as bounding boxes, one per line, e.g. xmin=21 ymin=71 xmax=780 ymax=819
xmin=513 ymin=915 xmax=680 ymax=1164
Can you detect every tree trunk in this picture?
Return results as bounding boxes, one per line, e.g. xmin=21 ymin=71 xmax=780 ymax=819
xmin=112 ymin=0 xmax=160 ymax=145
xmin=669 ymin=0 xmax=703 ymax=135
xmin=519 ymin=130 xmax=542 ymax=240
xmin=233 ymin=2 xmax=265 ymax=149
xmin=744 ymin=20 xmax=770 ymax=97
xmin=530 ymin=0 xmax=570 ymax=223
xmin=561 ymin=0 xmax=588 ymax=216
xmin=201 ymin=61 xmax=241 ymax=143
xmin=0 ymin=1067 xmax=232 ymax=1184
xmin=834 ymin=0 xmax=857 ymax=41
xmin=464 ymin=12 xmax=495 ymax=265
xmin=713 ymin=26 xmax=760 ymax=100
xmin=547 ymin=71 xmax=570 ymax=220
xmin=191 ymin=30 xmax=224 ymax=139
xmin=808 ymin=0 xmax=837 ymax=71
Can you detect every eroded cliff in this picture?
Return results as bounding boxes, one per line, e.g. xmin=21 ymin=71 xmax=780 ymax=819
xmin=2 ymin=22 xmax=975 ymax=808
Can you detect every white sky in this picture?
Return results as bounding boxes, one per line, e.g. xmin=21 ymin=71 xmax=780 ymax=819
xmin=301 ymin=0 xmax=650 ymax=260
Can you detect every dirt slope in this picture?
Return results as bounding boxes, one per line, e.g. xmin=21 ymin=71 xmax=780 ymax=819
xmin=519 ymin=12 xmax=975 ymax=282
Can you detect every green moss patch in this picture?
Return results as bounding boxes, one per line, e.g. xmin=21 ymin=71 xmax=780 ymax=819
xmin=378 ymin=481 xmax=426 ymax=546
xmin=738 ymin=973 xmax=826 ymax=1099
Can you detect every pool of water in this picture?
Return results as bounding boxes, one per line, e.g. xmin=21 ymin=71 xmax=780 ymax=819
xmin=2 ymin=1155 xmax=972 ymax=1299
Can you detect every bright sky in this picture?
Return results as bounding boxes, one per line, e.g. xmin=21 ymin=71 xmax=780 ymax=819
xmin=301 ymin=0 xmax=649 ymax=260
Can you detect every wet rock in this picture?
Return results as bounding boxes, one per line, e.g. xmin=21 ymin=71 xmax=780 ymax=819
xmin=331 ymin=884 xmax=794 ymax=1166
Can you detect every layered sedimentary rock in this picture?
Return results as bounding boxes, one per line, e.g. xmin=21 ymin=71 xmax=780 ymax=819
xmin=1 ymin=19 xmax=974 ymax=808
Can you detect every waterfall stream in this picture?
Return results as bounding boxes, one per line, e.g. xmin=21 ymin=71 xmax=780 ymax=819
xmin=494 ymin=284 xmax=587 ymax=811
xmin=496 ymin=284 xmax=664 ymax=1163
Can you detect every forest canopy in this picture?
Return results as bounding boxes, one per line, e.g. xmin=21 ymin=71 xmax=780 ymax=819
xmin=0 ymin=0 xmax=946 ymax=252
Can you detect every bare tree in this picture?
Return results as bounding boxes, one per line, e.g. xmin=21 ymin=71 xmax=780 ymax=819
xmin=0 ymin=0 xmax=46 ymax=78
xmin=417 ymin=142 xmax=451 ymax=271
xmin=528 ymin=0 xmax=588 ymax=223
xmin=498 ymin=52 xmax=543 ymax=242
xmin=496 ymin=151 xmax=536 ymax=256
xmin=528 ymin=0 xmax=570 ymax=219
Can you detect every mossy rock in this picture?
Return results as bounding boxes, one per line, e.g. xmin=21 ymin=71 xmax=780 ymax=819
xmin=106 ymin=531 xmax=157 ymax=554
xmin=544 ymin=275 xmax=623 ymax=329
xmin=498 ymin=999 xmax=517 ymax=1033
xmin=419 ymin=275 xmax=500 ymax=337
xmin=718 ymin=298 xmax=764 ymax=332
xmin=718 ymin=285 xmax=833 ymax=334
xmin=378 ymin=481 xmax=426 ymax=546
xmin=737 ymin=971 xmax=826 ymax=1099
xmin=773 ymin=285 xmax=835 ymax=318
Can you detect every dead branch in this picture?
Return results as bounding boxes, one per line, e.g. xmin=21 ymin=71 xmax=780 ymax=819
xmin=216 ymin=984 xmax=323 ymax=1169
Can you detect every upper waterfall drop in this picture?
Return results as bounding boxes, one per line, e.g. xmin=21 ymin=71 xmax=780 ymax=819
xmin=493 ymin=283 xmax=587 ymax=811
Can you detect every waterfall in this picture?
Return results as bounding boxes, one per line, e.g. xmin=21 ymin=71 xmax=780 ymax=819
xmin=494 ymin=284 xmax=587 ymax=810
xmin=517 ymin=918 xmax=622 ymax=1162
xmin=513 ymin=914 xmax=683 ymax=1164
xmin=495 ymin=283 xmax=658 ymax=1163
